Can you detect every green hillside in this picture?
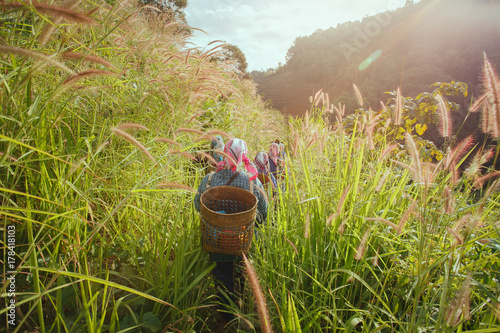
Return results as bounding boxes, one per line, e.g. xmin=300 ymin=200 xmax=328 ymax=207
xmin=254 ymin=0 xmax=500 ymax=136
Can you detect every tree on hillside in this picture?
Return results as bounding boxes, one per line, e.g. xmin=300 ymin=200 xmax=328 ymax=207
xmin=139 ymin=0 xmax=189 ymax=26
xmin=140 ymin=0 xmax=188 ymax=11
xmin=216 ymin=44 xmax=250 ymax=79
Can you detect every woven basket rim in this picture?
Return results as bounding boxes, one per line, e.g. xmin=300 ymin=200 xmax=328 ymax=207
xmin=200 ymin=185 xmax=257 ymax=216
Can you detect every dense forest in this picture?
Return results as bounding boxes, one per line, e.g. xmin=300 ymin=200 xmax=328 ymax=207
xmin=254 ymin=0 xmax=500 ymax=144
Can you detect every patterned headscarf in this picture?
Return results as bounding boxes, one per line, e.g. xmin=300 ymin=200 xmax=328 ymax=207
xmin=279 ymin=142 xmax=287 ymax=160
xmin=216 ymin=138 xmax=258 ymax=181
xmin=268 ymin=142 xmax=279 ymax=164
xmin=211 ymin=135 xmax=224 ymax=163
xmin=254 ymin=152 xmax=269 ymax=174
xmin=211 ymin=135 xmax=224 ymax=150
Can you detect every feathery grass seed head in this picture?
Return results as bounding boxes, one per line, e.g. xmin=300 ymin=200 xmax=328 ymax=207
xmin=353 ymin=84 xmax=364 ymax=107
xmin=397 ymin=201 xmax=417 ymax=234
xmin=64 ymin=70 xmax=115 ymax=85
xmin=155 ymin=137 xmax=181 ymax=146
xmin=436 ymin=94 xmax=452 ymax=138
xmin=116 ymin=123 xmax=149 ymax=131
xmin=0 ymin=45 xmax=75 ymax=75
xmin=479 ymin=54 xmax=500 ymax=137
xmin=242 ymin=254 xmax=272 ymax=333
xmin=62 ymin=51 xmax=114 ymax=68
xmin=355 ymin=228 xmax=371 ymax=260
xmin=111 ymin=127 xmax=155 ymax=163
xmin=157 ymin=182 xmax=196 ymax=193
xmin=395 ymin=87 xmax=403 ymax=126
xmin=1 ymin=1 xmax=96 ymax=24
xmin=445 ymin=272 xmax=472 ymax=326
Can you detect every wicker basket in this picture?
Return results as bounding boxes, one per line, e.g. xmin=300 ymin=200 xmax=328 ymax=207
xmin=258 ymin=173 xmax=275 ymax=189
xmin=200 ymin=186 xmax=257 ymax=255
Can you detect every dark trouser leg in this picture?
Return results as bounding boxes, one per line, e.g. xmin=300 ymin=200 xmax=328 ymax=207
xmin=234 ymin=262 xmax=246 ymax=298
xmin=212 ymin=261 xmax=235 ymax=322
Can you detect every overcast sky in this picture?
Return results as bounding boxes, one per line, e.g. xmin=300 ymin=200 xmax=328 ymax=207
xmin=184 ymin=0 xmax=417 ymax=71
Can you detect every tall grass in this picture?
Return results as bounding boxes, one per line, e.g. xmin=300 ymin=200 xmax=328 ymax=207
xmin=0 ymin=0 xmax=283 ymax=331
xmin=247 ymin=91 xmax=500 ymax=332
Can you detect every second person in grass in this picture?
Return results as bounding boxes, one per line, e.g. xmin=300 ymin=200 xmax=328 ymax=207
xmin=254 ymin=151 xmax=278 ymax=191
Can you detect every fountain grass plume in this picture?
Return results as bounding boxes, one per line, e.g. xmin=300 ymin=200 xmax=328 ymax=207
xmin=327 ymin=184 xmax=351 ymax=226
xmin=333 ymin=104 xmax=344 ymax=128
xmin=481 ymin=53 xmax=500 ymax=137
xmin=380 ymin=100 xmax=387 ymax=114
xmin=379 ymin=144 xmax=398 ymax=161
xmin=452 ymin=213 xmax=471 ymax=233
xmin=155 ymin=137 xmax=181 ymax=146
xmin=176 ymin=127 xmax=205 ymax=135
xmin=111 ymin=127 xmax=155 ymax=163
xmin=116 ymin=123 xmax=150 ymax=132
xmin=196 ymin=152 xmax=216 ymax=166
xmin=198 ymin=122 xmax=214 ymax=129
xmin=443 ymin=185 xmax=455 ymax=214
xmin=465 ymin=147 xmax=494 ymax=178
xmin=353 ymin=84 xmax=364 ymax=107
xmin=472 ymin=54 xmax=500 ymax=137
xmin=167 ymin=149 xmax=196 ymax=161
xmin=64 ymin=70 xmax=116 ymax=85
xmin=355 ymin=227 xmax=371 ymax=260
xmin=469 ymin=93 xmax=488 ymax=113
xmin=284 ymin=235 xmax=299 ymax=255
xmin=313 ymin=89 xmax=324 ymax=107
xmin=194 ymin=129 xmax=233 ymax=143
xmin=445 ymin=273 xmax=472 ymax=326
xmin=404 ymin=132 xmax=422 ymax=184
xmin=242 ymin=253 xmax=272 ymax=333
xmin=366 ymin=217 xmax=399 ymax=231
xmin=391 ymin=159 xmax=416 ymax=178
xmin=338 ymin=220 xmax=347 ymax=235
xmin=156 ymin=182 xmax=196 ymax=193
xmin=473 ymin=171 xmax=500 ymax=188
xmin=1 ymin=1 xmax=96 ymax=24
xmin=304 ymin=214 xmax=310 ymax=239
xmin=442 ymin=135 xmax=476 ymax=173
xmin=0 ymin=45 xmax=75 ymax=75
xmin=447 ymin=227 xmax=464 ymax=246
xmin=187 ymin=111 xmax=205 ymax=123
xmin=375 ymin=170 xmax=391 ymax=192
xmin=421 ymin=162 xmax=438 ymax=187
xmin=395 ymin=87 xmax=403 ymax=126
xmin=38 ymin=0 xmax=84 ymax=45
xmin=436 ymin=94 xmax=452 ymax=138
xmin=366 ymin=125 xmax=375 ymax=150
xmin=62 ymin=51 xmax=114 ymax=68
xmin=397 ymin=200 xmax=417 ymax=235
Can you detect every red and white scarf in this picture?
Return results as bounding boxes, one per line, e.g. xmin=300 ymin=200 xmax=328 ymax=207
xmin=268 ymin=142 xmax=279 ymax=165
xmin=216 ymin=138 xmax=258 ymax=181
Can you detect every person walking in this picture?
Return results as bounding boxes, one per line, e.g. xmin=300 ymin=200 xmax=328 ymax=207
xmin=268 ymin=142 xmax=280 ymax=180
xmin=194 ymin=138 xmax=268 ymax=325
xmin=278 ymin=142 xmax=287 ymax=164
xmin=254 ymin=151 xmax=278 ymax=190
xmin=210 ymin=135 xmax=224 ymax=164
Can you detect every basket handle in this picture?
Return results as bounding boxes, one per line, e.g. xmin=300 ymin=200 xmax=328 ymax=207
xmin=225 ymin=171 xmax=240 ymax=186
